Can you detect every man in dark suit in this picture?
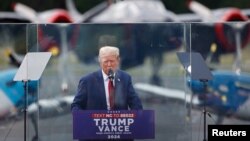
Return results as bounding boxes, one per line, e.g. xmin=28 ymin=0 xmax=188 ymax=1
xmin=71 ymin=46 xmax=143 ymax=140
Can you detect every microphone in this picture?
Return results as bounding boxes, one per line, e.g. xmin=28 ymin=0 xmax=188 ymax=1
xmin=108 ymin=69 xmax=114 ymax=81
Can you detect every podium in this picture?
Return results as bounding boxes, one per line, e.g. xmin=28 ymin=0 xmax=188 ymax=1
xmin=73 ymin=110 xmax=155 ymax=140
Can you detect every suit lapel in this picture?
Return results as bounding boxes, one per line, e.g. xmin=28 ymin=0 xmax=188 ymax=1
xmin=96 ymin=70 xmax=107 ymax=109
xmin=114 ymin=70 xmax=123 ymax=108
xmin=114 ymin=71 xmax=121 ymax=93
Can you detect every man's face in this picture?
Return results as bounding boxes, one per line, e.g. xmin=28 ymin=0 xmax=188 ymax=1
xmin=99 ymin=54 xmax=120 ymax=75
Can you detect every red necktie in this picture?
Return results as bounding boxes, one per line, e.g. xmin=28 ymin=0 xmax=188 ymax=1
xmin=108 ymin=79 xmax=115 ymax=110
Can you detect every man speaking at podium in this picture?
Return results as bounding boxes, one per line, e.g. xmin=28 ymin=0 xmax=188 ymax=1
xmin=71 ymin=46 xmax=143 ymax=140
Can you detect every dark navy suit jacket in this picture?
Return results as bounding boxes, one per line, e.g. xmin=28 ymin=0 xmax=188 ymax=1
xmin=71 ymin=70 xmax=143 ymax=141
xmin=71 ymin=69 xmax=143 ymax=111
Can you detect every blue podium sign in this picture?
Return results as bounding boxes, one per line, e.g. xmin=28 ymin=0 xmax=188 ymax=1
xmin=73 ymin=110 xmax=155 ymax=140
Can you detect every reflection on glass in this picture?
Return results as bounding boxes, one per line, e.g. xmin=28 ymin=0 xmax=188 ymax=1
xmin=0 ymin=23 xmax=250 ymax=141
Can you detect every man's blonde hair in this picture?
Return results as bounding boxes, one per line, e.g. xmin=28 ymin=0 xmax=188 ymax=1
xmin=98 ymin=46 xmax=120 ymax=61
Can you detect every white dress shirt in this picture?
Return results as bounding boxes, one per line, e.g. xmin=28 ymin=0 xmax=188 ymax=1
xmin=102 ymin=70 xmax=115 ymax=110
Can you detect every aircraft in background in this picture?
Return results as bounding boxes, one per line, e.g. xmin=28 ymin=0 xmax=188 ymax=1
xmin=1 ymin=0 xmax=250 ymax=126
xmin=0 ymin=0 xmax=184 ymax=86
xmin=0 ymin=24 xmax=74 ymax=141
xmin=1 ymin=0 xmax=250 ymax=140
xmin=134 ymin=21 xmax=250 ymax=124
xmin=0 ymin=48 xmax=74 ymax=141
xmin=133 ymin=2 xmax=250 ymax=123
xmin=2 ymin=0 xmax=250 ymax=85
xmin=9 ymin=0 xmax=181 ymax=23
xmin=0 ymin=2 xmax=71 ymax=23
xmin=185 ymin=0 xmax=250 ymax=64
xmin=69 ymin=0 xmax=250 ymax=85
xmin=134 ymin=68 xmax=250 ymax=124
